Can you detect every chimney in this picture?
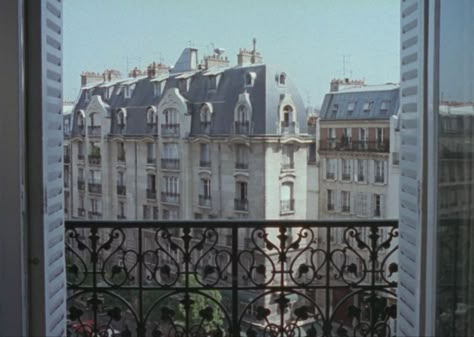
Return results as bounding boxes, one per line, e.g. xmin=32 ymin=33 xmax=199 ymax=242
xmin=128 ymin=67 xmax=143 ymax=78
xmin=147 ymin=62 xmax=170 ymax=77
xmin=203 ymin=55 xmax=230 ymax=70
xmin=237 ymin=38 xmax=263 ymax=66
xmin=330 ymin=78 xmax=365 ymax=92
xmin=80 ymin=71 xmax=102 ymax=87
xmin=102 ymin=69 xmax=121 ymax=82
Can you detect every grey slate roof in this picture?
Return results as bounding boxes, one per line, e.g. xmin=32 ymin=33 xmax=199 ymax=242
xmin=319 ymin=84 xmax=400 ymax=121
xmin=70 ymin=50 xmax=307 ymax=137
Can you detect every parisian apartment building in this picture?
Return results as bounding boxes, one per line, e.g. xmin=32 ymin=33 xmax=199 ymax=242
xmin=63 ymin=46 xmax=316 ymax=222
xmin=317 ymin=79 xmax=400 ymax=220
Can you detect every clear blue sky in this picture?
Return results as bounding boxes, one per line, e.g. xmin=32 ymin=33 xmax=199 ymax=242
xmin=63 ymin=0 xmax=400 ymax=108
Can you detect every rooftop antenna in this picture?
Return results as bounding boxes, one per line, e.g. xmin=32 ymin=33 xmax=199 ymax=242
xmin=253 ymin=37 xmax=257 ymax=53
xmin=342 ymin=54 xmax=351 ymax=78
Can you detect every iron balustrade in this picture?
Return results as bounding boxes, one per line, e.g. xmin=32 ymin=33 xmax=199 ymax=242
xmin=117 ymin=185 xmax=126 ymax=196
xmin=88 ymin=183 xmax=102 ymax=194
xmin=78 ymin=154 xmax=85 ymax=161
xmin=235 ymin=162 xmax=248 ymax=170
xmin=64 ymin=154 xmax=70 ymax=163
xmin=146 ymin=189 xmax=157 ymax=200
xmin=88 ymin=154 xmax=101 ymax=165
xmin=161 ymin=192 xmax=180 ymax=204
xmin=161 ymin=124 xmax=180 ymax=137
xmin=161 ymin=158 xmax=180 ymax=170
xmin=319 ymin=140 xmax=389 ymax=153
xmin=234 ymin=198 xmax=248 ymax=211
xmin=374 ymin=175 xmax=384 ymax=183
xmin=65 ymin=220 xmax=399 ymax=337
xmin=234 ymin=121 xmax=250 ymax=134
xmin=198 ymin=195 xmax=212 ymax=208
xmin=341 ymin=173 xmax=351 ymax=181
xmin=200 ymin=160 xmax=211 ymax=168
xmin=147 ymin=158 xmax=157 ymax=165
xmin=88 ymin=125 xmax=102 ymax=136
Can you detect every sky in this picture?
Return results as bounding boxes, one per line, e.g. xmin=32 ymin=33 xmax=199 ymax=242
xmin=63 ymin=0 xmax=400 ymax=108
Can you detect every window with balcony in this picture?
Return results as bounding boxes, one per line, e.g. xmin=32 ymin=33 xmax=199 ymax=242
xmin=117 ymin=142 xmax=126 ymax=162
xmin=235 ymin=144 xmax=249 ymax=170
xmin=117 ymin=171 xmax=126 ymax=196
xmin=78 ymin=141 xmax=84 ymax=160
xmin=199 ymin=178 xmax=211 ymax=207
xmin=78 ymin=195 xmax=86 ymax=217
xmin=358 ymin=128 xmax=368 ymax=150
xmin=235 ymin=105 xmax=250 ymax=134
xmin=235 ymin=181 xmax=248 ymax=211
xmin=88 ymin=169 xmax=102 ymax=194
xmin=374 ymin=160 xmax=385 ymax=183
xmin=64 ymin=144 xmax=70 ymax=163
xmin=89 ymin=198 xmax=102 ymax=218
xmin=88 ymin=112 xmax=101 ymax=136
xmin=77 ymin=167 xmax=85 ymax=191
xmin=118 ymin=201 xmax=126 ymax=219
xmin=374 ymin=194 xmax=382 ymax=217
xmin=356 ymin=159 xmax=366 ymax=182
xmin=162 ymin=108 xmax=179 ymax=137
xmin=147 ymin=174 xmax=156 ymax=199
xmin=280 ymin=182 xmax=294 ymax=214
xmin=200 ymin=104 xmax=212 ymax=133
xmin=341 ymin=128 xmax=352 ymax=148
xmin=147 ymin=142 xmax=156 ymax=164
xmin=328 ymin=127 xmax=336 ymax=149
xmin=161 ymin=176 xmax=179 ymax=203
xmin=200 ymin=143 xmax=210 ymax=168
xmin=341 ymin=191 xmax=351 ymax=213
xmin=376 ymin=127 xmax=385 ymax=150
xmin=162 ymin=143 xmax=179 ymax=169
xmin=326 ymin=158 xmax=336 ymax=180
xmin=341 ymin=159 xmax=352 ymax=181
xmin=282 ymin=144 xmax=294 ymax=170
xmin=89 ymin=142 xmax=101 ymax=165
xmin=327 ymin=189 xmax=335 ymax=211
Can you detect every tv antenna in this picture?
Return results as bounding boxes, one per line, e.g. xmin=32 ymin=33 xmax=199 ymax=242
xmin=342 ymin=55 xmax=351 ymax=78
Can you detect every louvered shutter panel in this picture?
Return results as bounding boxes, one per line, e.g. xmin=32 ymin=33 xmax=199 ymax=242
xmin=26 ymin=0 xmax=66 ymax=335
xmin=398 ymin=1 xmax=425 ymax=336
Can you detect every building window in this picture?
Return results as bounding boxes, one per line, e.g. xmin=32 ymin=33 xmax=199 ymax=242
xmin=354 ymin=192 xmax=369 ymax=217
xmin=178 ymin=79 xmax=188 ymax=93
xmin=117 ymin=109 xmax=126 ymax=127
xmin=347 ymin=102 xmax=356 ymax=113
xmin=124 ymin=83 xmax=135 ymax=99
xmin=90 ymin=198 xmax=101 ymax=215
xmin=374 ymin=160 xmax=385 ymax=183
xmin=117 ymin=142 xmax=125 ymax=162
xmin=235 ymin=105 xmax=250 ymax=133
xmin=341 ymin=159 xmax=352 ymax=181
xmin=244 ymin=72 xmax=256 ymax=86
xmin=209 ymin=75 xmax=217 ymax=90
xmin=163 ymin=209 xmax=178 ymax=220
xmin=162 ymin=176 xmax=179 ymax=194
xmin=279 ymin=73 xmax=286 ymax=85
xmin=78 ymin=141 xmax=84 ymax=160
xmin=200 ymin=143 xmax=210 ymax=167
xmin=280 ymin=182 xmax=294 ymax=213
xmin=341 ymin=191 xmax=351 ymax=212
xmin=143 ymin=205 xmax=150 ymax=220
xmin=235 ymin=181 xmax=248 ymax=211
xmin=235 ymin=144 xmax=249 ymax=169
xmin=282 ymin=105 xmax=293 ymax=127
xmin=282 ymin=144 xmax=294 ymax=170
xmin=332 ymin=103 xmax=339 ymax=115
xmin=374 ymin=194 xmax=382 ymax=217
xmin=199 ymin=178 xmax=212 ymax=207
xmin=200 ymin=104 xmax=212 ymax=132
xmin=162 ymin=108 xmax=179 ymax=136
xmin=342 ymin=128 xmax=352 ymax=146
xmin=147 ymin=174 xmax=156 ymax=199
xmin=327 ymin=190 xmax=335 ymax=211
xmin=359 ymin=128 xmax=368 ymax=149
xmin=380 ymin=100 xmax=390 ymax=111
xmin=118 ymin=201 xmax=125 ymax=219
xmin=147 ymin=142 xmax=156 ymax=164
xmin=326 ymin=158 xmax=336 ymax=180
xmin=328 ymin=127 xmax=336 ymax=149
xmin=363 ymin=101 xmax=373 ymax=112
xmin=76 ymin=110 xmax=85 ymax=128
xmin=356 ymin=159 xmax=366 ymax=182
xmin=117 ymin=171 xmax=125 ymax=186
xmin=376 ymin=127 xmax=384 ymax=147
xmin=146 ymin=107 xmax=157 ymax=125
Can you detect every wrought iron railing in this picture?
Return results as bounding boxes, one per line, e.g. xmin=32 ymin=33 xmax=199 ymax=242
xmin=161 ymin=124 xmax=180 ymax=137
xmin=65 ymin=220 xmax=398 ymax=337
xmin=161 ymin=158 xmax=180 ymax=170
xmin=319 ymin=140 xmax=389 ymax=153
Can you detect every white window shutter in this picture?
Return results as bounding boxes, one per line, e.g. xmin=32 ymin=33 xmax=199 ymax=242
xmin=26 ymin=0 xmax=66 ymax=335
xmin=398 ymin=1 xmax=425 ymax=336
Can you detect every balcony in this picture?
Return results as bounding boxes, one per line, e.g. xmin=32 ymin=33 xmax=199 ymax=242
xmin=87 ymin=125 xmax=101 ymax=136
xmin=161 ymin=158 xmax=180 ymax=170
xmin=341 ymin=173 xmax=351 ymax=181
xmin=280 ymin=199 xmax=295 ymax=214
xmin=146 ymin=122 xmax=158 ymax=133
xmin=375 ymin=175 xmax=384 ymax=183
xmin=161 ymin=192 xmax=180 ymax=204
xmin=234 ymin=198 xmax=248 ymax=211
xmin=88 ymin=154 xmax=101 ymax=165
xmin=319 ymin=140 xmax=389 ymax=153
xmin=64 ymin=153 xmax=70 ymax=163
xmin=88 ymin=183 xmax=102 ymax=194
xmin=65 ymin=220 xmax=399 ymax=337
xmin=77 ymin=180 xmax=85 ymax=191
xmin=199 ymin=160 xmax=211 ymax=168
xmin=77 ymin=208 xmax=86 ymax=217
xmin=341 ymin=205 xmax=351 ymax=213
xmin=117 ymin=185 xmax=126 ymax=196
xmin=147 ymin=157 xmax=156 ymax=165
xmin=234 ymin=121 xmax=250 ymax=134
xmin=146 ymin=189 xmax=157 ymax=200
xmin=87 ymin=211 xmax=102 ymax=219
xmin=117 ymin=154 xmax=126 ymax=163
xmin=326 ymin=172 xmax=335 ymax=180
xmin=235 ymin=162 xmax=248 ymax=170
xmin=198 ymin=194 xmax=212 ymax=208
xmin=161 ymin=124 xmax=180 ymax=137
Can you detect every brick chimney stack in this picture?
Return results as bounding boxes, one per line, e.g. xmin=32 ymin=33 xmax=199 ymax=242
xmin=147 ymin=62 xmax=170 ymax=77
xmin=237 ymin=38 xmax=263 ymax=66
xmin=80 ymin=71 xmax=102 ymax=87
xmin=102 ymin=69 xmax=121 ymax=82
xmin=330 ymin=78 xmax=365 ymax=92
xmin=128 ymin=67 xmax=143 ymax=78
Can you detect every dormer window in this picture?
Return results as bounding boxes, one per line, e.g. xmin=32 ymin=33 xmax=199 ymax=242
xmin=278 ymin=73 xmax=286 ymax=85
xmin=209 ymin=76 xmax=217 ymax=90
xmin=124 ymin=83 xmax=136 ymax=99
xmin=332 ymin=104 xmax=339 ymax=114
xmin=380 ymin=100 xmax=390 ymax=111
xmin=235 ymin=105 xmax=250 ymax=134
xmin=178 ymin=79 xmax=188 ymax=93
xmin=244 ymin=72 xmax=256 ymax=87
xmin=153 ymin=80 xmax=166 ymax=96
xmin=200 ymin=104 xmax=212 ymax=133
xmin=76 ymin=110 xmax=85 ymax=128
xmin=84 ymin=90 xmax=91 ymax=102
xmin=347 ymin=102 xmax=356 ymax=113
xmin=146 ymin=107 xmax=157 ymax=125
xmin=363 ymin=101 xmax=374 ymax=112
xmin=282 ymin=105 xmax=293 ymax=127
xmin=117 ymin=109 xmax=126 ymax=127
